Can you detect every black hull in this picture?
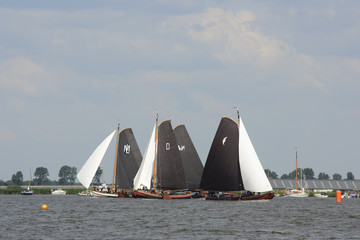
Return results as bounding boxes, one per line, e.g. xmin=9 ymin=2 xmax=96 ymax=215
xmin=205 ymin=192 xmax=240 ymax=201
xmin=240 ymin=192 xmax=275 ymax=201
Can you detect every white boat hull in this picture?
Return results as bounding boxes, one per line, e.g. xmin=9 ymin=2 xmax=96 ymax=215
xmin=314 ymin=193 xmax=328 ymax=198
xmin=51 ymin=189 xmax=66 ymax=195
xmin=90 ymin=191 xmax=118 ymax=198
xmin=286 ymin=188 xmax=309 ymax=197
xmin=287 ymin=193 xmax=309 ymax=198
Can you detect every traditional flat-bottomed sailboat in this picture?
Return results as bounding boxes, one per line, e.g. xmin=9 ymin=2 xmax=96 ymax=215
xmin=77 ymin=125 xmax=142 ymax=198
xmin=200 ymin=110 xmax=274 ymax=201
xmin=132 ymin=114 xmax=192 ymax=199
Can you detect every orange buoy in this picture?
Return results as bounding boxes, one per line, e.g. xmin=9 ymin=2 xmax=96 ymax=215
xmin=336 ymin=190 xmax=341 ymax=203
xmin=42 ymin=204 xmax=48 ymax=210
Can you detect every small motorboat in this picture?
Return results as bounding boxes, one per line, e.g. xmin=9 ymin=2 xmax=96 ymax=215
xmin=314 ymin=192 xmax=328 ymax=198
xmin=78 ymin=190 xmax=90 ymax=196
xmin=21 ymin=187 xmax=33 ymax=195
xmin=51 ymin=188 xmax=66 ymax=195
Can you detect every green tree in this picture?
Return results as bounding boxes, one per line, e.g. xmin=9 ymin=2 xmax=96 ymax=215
xmin=333 ymin=173 xmax=342 ymax=180
xmin=34 ymin=167 xmax=49 ymax=185
xmin=265 ymin=169 xmax=278 ymax=179
xmin=346 ymin=172 xmax=354 ymax=180
xmin=280 ymin=174 xmax=289 ymax=179
xmin=91 ymin=167 xmax=103 ymax=185
xmin=0 ymin=179 xmax=5 ymax=186
xmin=58 ymin=165 xmax=77 ymax=185
xmin=318 ymin=172 xmax=330 ymax=180
xmin=303 ymin=168 xmax=315 ymax=179
xmin=288 ymin=168 xmax=304 ymax=179
xmin=11 ymin=171 xmax=23 ymax=185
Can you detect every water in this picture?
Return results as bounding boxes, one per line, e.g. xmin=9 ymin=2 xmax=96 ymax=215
xmin=0 ymin=195 xmax=359 ymax=239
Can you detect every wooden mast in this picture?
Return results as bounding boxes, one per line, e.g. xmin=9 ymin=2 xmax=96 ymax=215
xmin=152 ymin=113 xmax=159 ymax=189
xmin=28 ymin=166 xmax=31 ymax=188
xmin=295 ymin=150 xmax=298 ymax=190
xmin=236 ymin=107 xmax=240 ymax=125
xmin=111 ymin=123 xmax=120 ymax=193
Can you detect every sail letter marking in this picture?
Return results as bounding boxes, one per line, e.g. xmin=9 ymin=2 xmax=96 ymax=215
xmin=124 ymin=144 xmax=131 ymax=154
xmin=178 ymin=145 xmax=185 ymax=151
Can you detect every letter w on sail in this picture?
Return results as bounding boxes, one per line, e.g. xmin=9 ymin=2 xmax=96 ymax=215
xmin=178 ymin=145 xmax=185 ymax=151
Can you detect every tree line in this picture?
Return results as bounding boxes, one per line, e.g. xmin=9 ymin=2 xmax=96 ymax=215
xmin=0 ymin=166 xmax=103 ymax=186
xmin=1 ymin=166 xmax=356 ymax=186
xmin=265 ymin=168 xmax=355 ymax=180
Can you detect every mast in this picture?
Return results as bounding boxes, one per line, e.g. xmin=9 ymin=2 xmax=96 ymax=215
xmin=295 ymin=150 xmax=298 ymax=190
xmin=111 ymin=123 xmax=120 ymax=193
xmin=152 ymin=112 xmax=159 ymax=189
xmin=29 ymin=166 xmax=31 ymax=188
xmin=236 ymin=107 xmax=240 ymax=125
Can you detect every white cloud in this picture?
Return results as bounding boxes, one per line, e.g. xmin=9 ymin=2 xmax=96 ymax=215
xmin=164 ymin=8 xmax=290 ymax=65
xmin=0 ymin=57 xmax=55 ymax=96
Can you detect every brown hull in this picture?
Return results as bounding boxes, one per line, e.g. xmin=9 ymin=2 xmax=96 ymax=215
xmin=118 ymin=192 xmax=130 ymax=198
xmin=163 ymin=193 xmax=192 ymax=200
xmin=240 ymin=192 xmax=275 ymax=201
xmin=131 ymin=190 xmax=163 ymax=199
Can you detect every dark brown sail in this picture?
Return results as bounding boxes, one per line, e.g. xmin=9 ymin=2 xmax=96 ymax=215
xmin=200 ymin=117 xmax=244 ymax=191
xmin=156 ymin=120 xmax=187 ymax=190
xmin=173 ymin=124 xmax=203 ymax=190
xmin=115 ymin=128 xmax=142 ymax=189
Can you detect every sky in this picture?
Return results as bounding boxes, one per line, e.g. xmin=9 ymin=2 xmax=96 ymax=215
xmin=0 ymin=0 xmax=359 ymax=183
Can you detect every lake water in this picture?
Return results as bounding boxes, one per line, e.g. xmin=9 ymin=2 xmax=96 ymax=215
xmin=0 ymin=195 xmax=359 ymax=239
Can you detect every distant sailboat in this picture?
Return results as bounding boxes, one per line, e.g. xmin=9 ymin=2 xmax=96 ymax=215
xmin=286 ymin=150 xmax=309 ymax=198
xmin=77 ymin=125 xmax=142 ymax=198
xmin=200 ymin=110 xmax=274 ymax=201
xmin=21 ymin=167 xmax=33 ymax=195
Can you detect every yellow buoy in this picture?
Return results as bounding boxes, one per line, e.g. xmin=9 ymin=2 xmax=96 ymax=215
xmin=42 ymin=204 xmax=48 ymax=210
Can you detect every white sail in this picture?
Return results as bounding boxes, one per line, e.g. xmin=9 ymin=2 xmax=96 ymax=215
xmin=238 ymin=117 xmax=273 ymax=192
xmin=77 ymin=131 xmax=116 ymax=189
xmin=133 ymin=123 xmax=157 ymax=190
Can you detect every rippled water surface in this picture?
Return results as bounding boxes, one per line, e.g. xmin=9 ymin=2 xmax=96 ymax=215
xmin=0 ymin=195 xmax=359 ymax=239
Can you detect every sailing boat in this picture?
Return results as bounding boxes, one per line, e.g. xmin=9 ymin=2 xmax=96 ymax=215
xmin=77 ymin=125 xmax=142 ymax=198
xmin=286 ymin=150 xmax=309 ymax=197
xmin=21 ymin=167 xmax=33 ymax=195
xmin=172 ymin=124 xmax=204 ymax=198
xmin=132 ymin=114 xmax=191 ymax=199
xmin=200 ymin=110 xmax=274 ymax=201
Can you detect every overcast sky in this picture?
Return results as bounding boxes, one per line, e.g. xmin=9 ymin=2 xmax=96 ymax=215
xmin=1 ymin=1 xmax=359 ymax=183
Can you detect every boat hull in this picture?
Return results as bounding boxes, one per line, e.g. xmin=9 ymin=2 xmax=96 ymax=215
xmin=205 ymin=192 xmax=240 ymax=201
xmin=163 ymin=192 xmax=192 ymax=200
xmin=118 ymin=192 xmax=130 ymax=198
xmin=51 ymin=190 xmax=66 ymax=195
xmin=131 ymin=190 xmax=163 ymax=199
xmin=240 ymin=192 xmax=275 ymax=201
xmin=91 ymin=191 xmax=118 ymax=198
xmin=21 ymin=191 xmax=33 ymax=195
xmin=191 ymin=192 xmax=206 ymax=199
